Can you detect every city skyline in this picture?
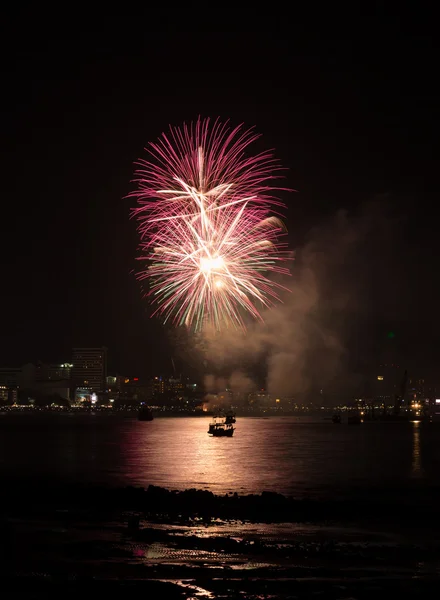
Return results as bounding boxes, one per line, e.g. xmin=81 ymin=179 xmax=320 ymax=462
xmin=0 ymin=347 xmax=438 ymax=404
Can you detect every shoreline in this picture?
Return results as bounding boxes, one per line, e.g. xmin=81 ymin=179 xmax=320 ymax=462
xmin=2 ymin=482 xmax=439 ymax=526
xmin=0 ymin=407 xmax=333 ymax=418
xmin=0 ymin=406 xmax=404 ymax=418
xmin=2 ymin=483 xmax=439 ymax=598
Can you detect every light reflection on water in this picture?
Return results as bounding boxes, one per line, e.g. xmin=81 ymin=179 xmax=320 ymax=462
xmin=0 ymin=414 xmax=439 ymax=500
xmin=411 ymin=420 xmax=422 ymax=478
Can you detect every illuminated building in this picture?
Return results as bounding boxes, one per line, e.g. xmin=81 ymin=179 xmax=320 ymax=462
xmin=0 ymin=364 xmax=72 ymax=404
xmin=0 ymin=385 xmax=9 ymax=403
xmin=0 ymin=386 xmax=17 ymax=404
xmin=152 ymin=375 xmax=187 ymax=396
xmin=36 ymin=362 xmax=73 ymax=382
xmin=408 ymin=377 xmax=425 ymax=400
xmin=0 ymin=367 xmax=21 ymax=387
xmin=249 ymin=390 xmax=271 ymax=407
xmin=107 ymin=377 xmax=152 ymax=407
xmin=374 ymin=363 xmax=403 ymax=402
xmin=71 ymin=347 xmax=107 ymax=393
xmin=169 ymin=377 xmax=185 ymax=394
xmin=0 ymin=368 xmax=20 ymax=404
xmin=153 ymin=376 xmax=165 ymax=395
xmin=106 ymin=375 xmax=126 ymax=392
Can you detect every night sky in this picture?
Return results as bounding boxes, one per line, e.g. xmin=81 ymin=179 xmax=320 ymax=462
xmin=1 ymin=17 xmax=439 ymax=383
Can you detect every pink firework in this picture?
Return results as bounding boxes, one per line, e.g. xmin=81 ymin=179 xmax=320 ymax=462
xmin=130 ymin=118 xmax=291 ymax=331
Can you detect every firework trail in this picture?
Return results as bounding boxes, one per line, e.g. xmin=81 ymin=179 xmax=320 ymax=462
xmin=130 ymin=118 xmax=291 ymax=331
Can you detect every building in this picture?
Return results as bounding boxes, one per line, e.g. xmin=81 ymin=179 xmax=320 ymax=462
xmin=106 ymin=375 xmax=117 ymax=387
xmin=152 ymin=376 xmax=166 ymax=396
xmin=169 ymin=377 xmax=185 ymax=394
xmin=374 ymin=364 xmax=405 ymax=403
xmin=249 ymin=390 xmax=271 ymax=408
xmin=33 ymin=362 xmax=72 ymax=403
xmin=34 ymin=380 xmax=71 ymax=403
xmin=0 ymin=367 xmax=21 ymax=387
xmin=0 ymin=367 xmax=21 ymax=404
xmin=71 ymin=347 xmax=107 ymax=394
xmin=152 ymin=375 xmax=187 ymax=396
xmin=119 ymin=377 xmax=153 ymax=405
xmin=36 ymin=362 xmax=73 ymax=382
xmin=0 ymin=362 xmax=74 ymax=405
xmin=0 ymin=385 xmax=9 ymax=403
xmin=0 ymin=367 xmax=22 ymax=404
xmin=106 ymin=374 xmax=126 ymax=391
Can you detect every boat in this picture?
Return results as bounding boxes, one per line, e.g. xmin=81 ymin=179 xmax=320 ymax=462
xmin=332 ymin=413 xmax=342 ymax=424
xmin=138 ymin=405 xmax=154 ymax=421
xmin=225 ymin=410 xmax=236 ymax=424
xmin=208 ymin=413 xmax=235 ymax=437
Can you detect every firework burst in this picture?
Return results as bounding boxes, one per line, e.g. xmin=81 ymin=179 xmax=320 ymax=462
xmin=130 ymin=118 xmax=291 ymax=331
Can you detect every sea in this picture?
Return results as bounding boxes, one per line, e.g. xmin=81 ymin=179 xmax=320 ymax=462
xmin=0 ymin=412 xmax=439 ymax=502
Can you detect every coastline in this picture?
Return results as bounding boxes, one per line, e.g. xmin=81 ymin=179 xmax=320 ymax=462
xmin=0 ymin=406 xmax=349 ymax=418
xmin=1 ymin=483 xmax=439 ymax=598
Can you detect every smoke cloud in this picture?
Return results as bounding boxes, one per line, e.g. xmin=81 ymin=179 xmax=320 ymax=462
xmin=198 ymin=200 xmax=407 ymax=402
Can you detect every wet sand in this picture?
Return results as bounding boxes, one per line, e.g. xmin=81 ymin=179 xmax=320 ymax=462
xmin=1 ymin=484 xmax=439 ymax=598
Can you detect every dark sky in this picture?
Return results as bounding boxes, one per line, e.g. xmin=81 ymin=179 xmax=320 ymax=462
xmin=1 ymin=15 xmax=439 ymax=381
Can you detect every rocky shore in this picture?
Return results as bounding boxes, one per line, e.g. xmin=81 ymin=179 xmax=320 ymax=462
xmin=2 ymin=481 xmax=440 ymax=523
xmin=1 ymin=483 xmax=440 ymax=598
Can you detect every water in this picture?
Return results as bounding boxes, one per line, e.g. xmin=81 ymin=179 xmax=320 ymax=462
xmin=1 ymin=413 xmax=439 ymax=502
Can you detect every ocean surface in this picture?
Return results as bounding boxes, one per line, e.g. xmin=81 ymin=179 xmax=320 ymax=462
xmin=1 ymin=412 xmax=439 ymax=502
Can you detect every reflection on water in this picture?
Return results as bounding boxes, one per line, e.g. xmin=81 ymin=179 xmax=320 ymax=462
xmin=411 ymin=421 xmax=422 ymax=477
xmin=0 ymin=414 xmax=439 ymax=500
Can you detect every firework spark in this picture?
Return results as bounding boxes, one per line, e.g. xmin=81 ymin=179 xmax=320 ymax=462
xmin=130 ymin=118 xmax=291 ymax=331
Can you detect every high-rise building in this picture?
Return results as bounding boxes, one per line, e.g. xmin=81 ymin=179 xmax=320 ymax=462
xmin=71 ymin=347 xmax=107 ymax=393
xmin=152 ymin=376 xmax=166 ymax=396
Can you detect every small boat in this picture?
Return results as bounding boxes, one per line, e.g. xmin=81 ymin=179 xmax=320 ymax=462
xmin=208 ymin=413 xmax=235 ymax=437
xmin=332 ymin=413 xmax=342 ymax=424
xmin=347 ymin=414 xmax=362 ymax=425
xmin=138 ymin=405 xmax=154 ymax=421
